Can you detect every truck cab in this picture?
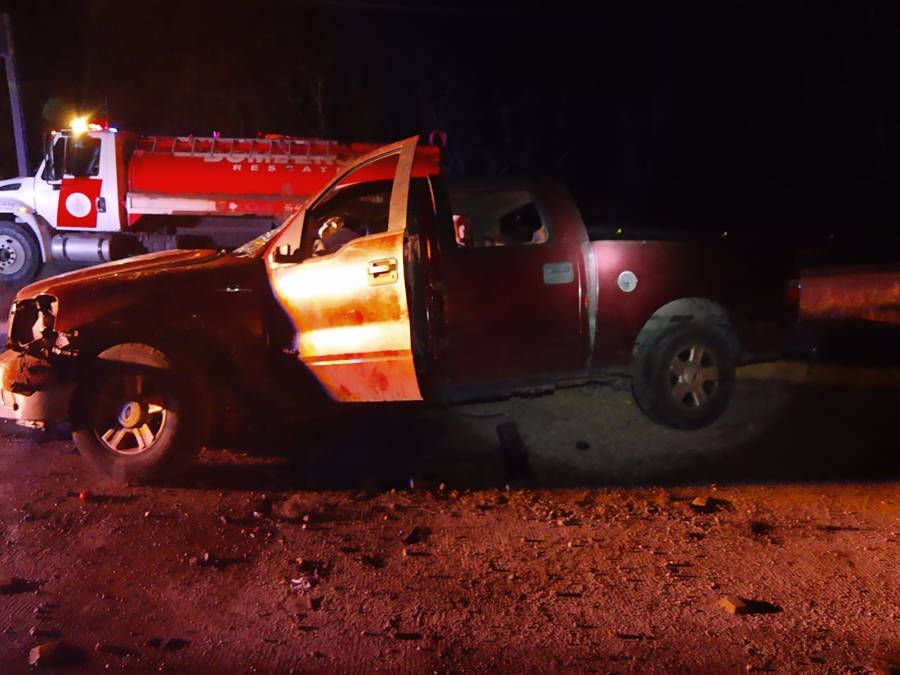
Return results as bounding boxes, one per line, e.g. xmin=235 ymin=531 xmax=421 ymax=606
xmin=35 ymin=124 xmax=126 ymax=232
xmin=0 ymin=122 xmax=126 ymax=283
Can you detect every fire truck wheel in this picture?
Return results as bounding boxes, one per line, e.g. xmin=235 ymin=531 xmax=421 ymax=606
xmin=631 ymin=324 xmax=736 ymax=429
xmin=0 ymin=222 xmax=42 ymax=285
xmin=71 ymin=342 xmax=210 ymax=484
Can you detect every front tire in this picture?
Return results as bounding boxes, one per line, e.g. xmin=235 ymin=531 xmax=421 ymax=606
xmin=0 ymin=222 xmax=42 ymax=286
xmin=71 ymin=343 xmax=209 ymax=483
xmin=631 ymin=324 xmax=736 ymax=429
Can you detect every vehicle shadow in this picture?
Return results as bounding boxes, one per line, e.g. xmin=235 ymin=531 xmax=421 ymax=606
xmin=188 ymin=375 xmax=900 ymax=492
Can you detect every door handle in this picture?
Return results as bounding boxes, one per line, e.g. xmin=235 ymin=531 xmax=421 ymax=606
xmin=368 ymin=257 xmax=398 ymax=285
xmin=96 ymin=196 xmax=107 ymax=213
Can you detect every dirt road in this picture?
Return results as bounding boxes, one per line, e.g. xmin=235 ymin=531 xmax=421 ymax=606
xmin=1 ymin=372 xmax=898 ymax=673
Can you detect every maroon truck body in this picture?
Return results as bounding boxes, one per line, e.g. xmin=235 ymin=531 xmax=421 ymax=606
xmin=0 ymin=137 xmax=794 ymax=481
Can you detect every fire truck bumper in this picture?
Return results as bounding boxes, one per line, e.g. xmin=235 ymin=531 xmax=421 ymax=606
xmin=0 ymin=350 xmax=74 ymax=426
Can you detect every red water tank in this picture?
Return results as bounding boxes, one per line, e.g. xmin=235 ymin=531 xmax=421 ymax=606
xmin=127 ymin=136 xmax=440 ymax=199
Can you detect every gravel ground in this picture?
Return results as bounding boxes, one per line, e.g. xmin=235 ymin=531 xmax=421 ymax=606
xmin=1 ymin=372 xmax=898 ymax=673
xmin=1 ymin=265 xmax=898 ymax=672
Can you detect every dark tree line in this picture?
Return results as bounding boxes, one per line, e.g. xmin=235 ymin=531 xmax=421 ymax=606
xmin=1 ymin=1 xmax=898 ymax=245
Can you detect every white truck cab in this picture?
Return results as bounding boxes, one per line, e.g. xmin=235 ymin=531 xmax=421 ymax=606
xmin=0 ymin=121 xmax=124 ymax=283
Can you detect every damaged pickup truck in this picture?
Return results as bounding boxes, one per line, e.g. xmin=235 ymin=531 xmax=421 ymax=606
xmin=0 ymin=137 xmax=795 ymax=482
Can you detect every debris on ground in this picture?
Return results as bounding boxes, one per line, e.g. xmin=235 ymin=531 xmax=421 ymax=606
xmin=0 ymin=576 xmax=25 ymax=594
xmin=359 ymin=554 xmax=384 ymax=569
xmin=0 ymin=410 xmax=896 ymax=673
xmin=719 ymin=596 xmax=749 ymax=615
xmin=719 ymin=596 xmax=783 ymax=615
xmin=402 ymin=525 xmax=428 ymax=545
xmin=690 ymin=496 xmax=731 ymax=513
xmin=189 ymin=551 xmax=213 ymax=567
xmin=290 ymin=576 xmax=316 ymax=591
xmin=28 ymin=641 xmax=85 ymax=668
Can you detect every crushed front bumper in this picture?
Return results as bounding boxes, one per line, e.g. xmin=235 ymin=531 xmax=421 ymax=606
xmin=0 ymin=349 xmax=74 ymax=426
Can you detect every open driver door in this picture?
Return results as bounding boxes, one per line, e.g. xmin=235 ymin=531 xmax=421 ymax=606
xmin=266 ymin=137 xmax=424 ymax=402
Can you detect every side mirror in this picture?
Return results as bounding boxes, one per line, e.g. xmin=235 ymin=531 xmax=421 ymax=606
xmin=271 ymin=243 xmax=300 ymax=264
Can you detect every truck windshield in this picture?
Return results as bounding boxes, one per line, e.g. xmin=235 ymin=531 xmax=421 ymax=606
xmin=66 ymin=137 xmax=101 ymax=177
xmin=47 ymin=136 xmax=102 ymax=179
xmin=232 ymin=228 xmax=278 ymax=257
xmin=232 ymin=215 xmax=298 ymax=257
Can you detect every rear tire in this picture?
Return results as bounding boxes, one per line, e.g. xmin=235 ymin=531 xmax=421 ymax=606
xmin=631 ymin=324 xmax=736 ymax=429
xmin=0 ymin=222 xmax=42 ymax=286
xmin=71 ymin=343 xmax=209 ymax=483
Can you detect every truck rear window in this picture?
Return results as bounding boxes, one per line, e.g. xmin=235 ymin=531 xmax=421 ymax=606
xmin=448 ymin=188 xmax=549 ymax=248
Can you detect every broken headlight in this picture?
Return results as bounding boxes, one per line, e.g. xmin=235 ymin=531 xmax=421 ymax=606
xmin=9 ymin=295 xmax=57 ymax=347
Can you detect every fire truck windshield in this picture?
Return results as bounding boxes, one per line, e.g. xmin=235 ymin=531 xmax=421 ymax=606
xmin=44 ymin=135 xmax=101 ymax=181
xmin=66 ymin=137 xmax=101 ymax=177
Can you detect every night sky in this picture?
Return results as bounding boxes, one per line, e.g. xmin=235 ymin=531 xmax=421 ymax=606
xmin=1 ymin=1 xmax=898 ymax=254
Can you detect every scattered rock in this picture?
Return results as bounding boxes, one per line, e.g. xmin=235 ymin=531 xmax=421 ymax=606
xmin=189 ymin=551 xmax=213 ymax=567
xmin=359 ymin=554 xmax=384 ymax=569
xmin=554 ymin=590 xmax=583 ymax=598
xmin=403 ymin=548 xmax=429 ymax=557
xmin=719 ymin=596 xmax=748 ymax=614
xmin=749 ymin=521 xmax=774 ymax=536
xmin=0 ymin=576 xmax=25 ymax=594
xmin=690 ymin=496 xmax=730 ymax=513
xmin=402 ymin=526 xmax=428 ymax=545
xmin=720 ymin=596 xmax=782 ymax=615
xmin=28 ymin=641 xmax=85 ymax=668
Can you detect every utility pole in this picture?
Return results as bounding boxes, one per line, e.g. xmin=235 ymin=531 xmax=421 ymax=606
xmin=1 ymin=12 xmax=29 ymax=175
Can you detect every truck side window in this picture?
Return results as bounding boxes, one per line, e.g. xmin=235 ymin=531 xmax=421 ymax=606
xmin=448 ymin=188 xmax=549 ymax=248
xmin=49 ymin=137 xmax=66 ymax=181
xmin=66 ymin=137 xmax=102 ymax=177
xmin=304 ymin=179 xmax=393 ymax=257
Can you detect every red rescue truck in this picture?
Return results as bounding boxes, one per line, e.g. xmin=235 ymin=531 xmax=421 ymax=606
xmin=0 ymin=118 xmax=440 ymax=284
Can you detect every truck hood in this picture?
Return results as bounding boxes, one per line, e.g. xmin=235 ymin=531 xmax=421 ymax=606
xmin=16 ymin=249 xmax=266 ymax=332
xmin=20 ymin=249 xmax=228 ymax=298
xmin=0 ymin=177 xmax=35 ymax=211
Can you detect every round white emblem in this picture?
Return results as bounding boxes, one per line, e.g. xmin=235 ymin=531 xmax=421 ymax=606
xmin=65 ymin=192 xmax=93 ymax=218
xmin=617 ymin=270 xmax=638 ymax=293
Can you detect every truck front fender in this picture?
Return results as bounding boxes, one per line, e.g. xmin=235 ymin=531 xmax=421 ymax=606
xmin=8 ymin=210 xmax=50 ymax=262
